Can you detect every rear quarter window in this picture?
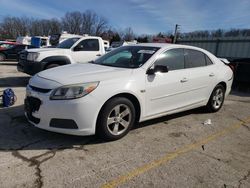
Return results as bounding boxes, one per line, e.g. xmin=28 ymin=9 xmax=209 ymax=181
xmin=184 ymin=49 xmax=206 ymax=68
xmin=205 ymin=55 xmax=213 ymax=65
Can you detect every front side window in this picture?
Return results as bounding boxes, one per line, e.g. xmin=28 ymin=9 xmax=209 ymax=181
xmin=75 ymin=39 xmax=99 ymax=51
xmin=184 ymin=49 xmax=206 ymax=68
xmin=154 ymin=48 xmax=185 ymax=71
xmin=93 ymin=46 xmax=159 ymax=68
xmin=57 ymin=37 xmax=80 ymax=49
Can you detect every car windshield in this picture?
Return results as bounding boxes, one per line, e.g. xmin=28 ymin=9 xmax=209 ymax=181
xmin=93 ymin=46 xmax=160 ymax=68
xmin=57 ymin=37 xmax=80 ymax=49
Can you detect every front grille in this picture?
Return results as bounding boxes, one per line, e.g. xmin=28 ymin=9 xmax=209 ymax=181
xmin=24 ymin=96 xmax=41 ymax=124
xmin=25 ymin=96 xmax=41 ymax=112
xmin=29 ymin=85 xmax=52 ymax=93
xmin=19 ymin=52 xmax=27 ymax=60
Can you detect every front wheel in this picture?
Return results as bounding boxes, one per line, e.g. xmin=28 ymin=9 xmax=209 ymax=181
xmin=97 ymin=97 xmax=136 ymax=141
xmin=45 ymin=64 xmax=59 ymax=69
xmin=206 ymin=84 xmax=225 ymax=112
xmin=0 ymin=53 xmax=6 ymax=61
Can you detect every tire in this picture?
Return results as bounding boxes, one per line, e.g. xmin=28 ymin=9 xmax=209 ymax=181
xmin=97 ymin=97 xmax=136 ymax=141
xmin=0 ymin=53 xmax=6 ymax=61
xmin=206 ymin=84 xmax=225 ymax=112
xmin=45 ymin=64 xmax=59 ymax=69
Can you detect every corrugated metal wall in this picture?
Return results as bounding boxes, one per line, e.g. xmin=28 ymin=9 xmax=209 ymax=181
xmin=177 ymin=37 xmax=250 ymax=59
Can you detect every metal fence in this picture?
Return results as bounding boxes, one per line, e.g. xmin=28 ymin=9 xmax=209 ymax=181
xmin=177 ymin=37 xmax=250 ymax=90
xmin=177 ymin=37 xmax=250 ymax=60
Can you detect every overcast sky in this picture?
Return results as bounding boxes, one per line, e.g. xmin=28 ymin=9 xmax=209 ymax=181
xmin=0 ymin=0 xmax=250 ymax=34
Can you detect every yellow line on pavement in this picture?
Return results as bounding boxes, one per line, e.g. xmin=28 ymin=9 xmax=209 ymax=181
xmin=102 ymin=116 xmax=250 ymax=188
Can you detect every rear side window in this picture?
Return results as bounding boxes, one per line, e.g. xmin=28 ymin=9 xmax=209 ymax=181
xmin=77 ymin=39 xmax=99 ymax=51
xmin=184 ymin=49 xmax=206 ymax=68
xmin=154 ymin=48 xmax=185 ymax=71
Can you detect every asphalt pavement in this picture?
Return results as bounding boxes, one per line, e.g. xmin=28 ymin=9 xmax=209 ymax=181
xmin=0 ymin=61 xmax=250 ymax=188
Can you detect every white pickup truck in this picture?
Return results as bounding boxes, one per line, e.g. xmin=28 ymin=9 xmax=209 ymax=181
xmin=17 ymin=36 xmax=106 ymax=75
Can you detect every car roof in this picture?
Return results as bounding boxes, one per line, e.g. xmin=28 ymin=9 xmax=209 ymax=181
xmin=131 ymin=43 xmax=211 ymax=53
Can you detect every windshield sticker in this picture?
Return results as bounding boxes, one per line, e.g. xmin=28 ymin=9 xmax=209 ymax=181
xmin=138 ymin=50 xmax=155 ymax=54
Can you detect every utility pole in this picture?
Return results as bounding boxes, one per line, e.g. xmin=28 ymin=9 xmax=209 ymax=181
xmin=173 ymin=24 xmax=180 ymax=44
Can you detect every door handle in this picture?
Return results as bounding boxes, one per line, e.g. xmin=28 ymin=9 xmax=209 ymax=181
xmin=180 ymin=78 xmax=188 ymax=83
xmin=209 ymin=73 xmax=215 ymax=77
xmin=96 ymin=54 xmax=101 ymax=56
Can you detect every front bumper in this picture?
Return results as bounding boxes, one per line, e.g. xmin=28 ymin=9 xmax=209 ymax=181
xmin=24 ymin=85 xmax=102 ymax=136
xmin=17 ymin=60 xmax=44 ymax=75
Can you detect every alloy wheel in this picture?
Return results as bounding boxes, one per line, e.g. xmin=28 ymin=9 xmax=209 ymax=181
xmin=212 ymin=88 xmax=224 ymax=109
xmin=106 ymin=104 xmax=132 ymax=136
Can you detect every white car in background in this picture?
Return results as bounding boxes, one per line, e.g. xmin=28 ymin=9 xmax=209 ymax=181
xmin=25 ymin=43 xmax=233 ymax=140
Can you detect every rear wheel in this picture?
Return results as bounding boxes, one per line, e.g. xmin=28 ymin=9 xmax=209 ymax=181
xmin=97 ymin=97 xmax=136 ymax=141
xmin=0 ymin=53 xmax=6 ymax=61
xmin=206 ymin=84 xmax=225 ymax=112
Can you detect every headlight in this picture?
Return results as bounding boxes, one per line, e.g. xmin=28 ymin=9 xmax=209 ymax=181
xmin=27 ymin=52 xmax=39 ymax=61
xmin=50 ymin=82 xmax=99 ymax=100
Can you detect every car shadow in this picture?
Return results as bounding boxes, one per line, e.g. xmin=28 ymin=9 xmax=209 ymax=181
xmin=230 ymin=89 xmax=250 ymax=97
xmin=134 ymin=107 xmax=205 ymax=130
xmin=0 ymin=63 xmax=17 ymax=66
xmin=0 ymin=105 xmax=104 ymax=151
xmin=0 ymin=104 xmax=206 ymax=151
xmin=0 ymin=60 xmax=18 ymax=66
xmin=0 ymin=76 xmax=30 ymax=87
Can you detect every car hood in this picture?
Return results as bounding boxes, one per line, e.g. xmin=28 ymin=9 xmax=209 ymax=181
xmin=37 ymin=63 xmax=133 ymax=86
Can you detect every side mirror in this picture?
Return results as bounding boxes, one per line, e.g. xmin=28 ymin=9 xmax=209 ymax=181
xmin=146 ymin=65 xmax=169 ymax=75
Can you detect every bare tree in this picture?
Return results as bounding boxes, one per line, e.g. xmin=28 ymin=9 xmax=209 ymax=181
xmin=80 ymin=10 xmax=109 ymax=36
xmin=0 ymin=16 xmax=29 ymax=39
xmin=94 ymin=16 xmax=108 ymax=36
xmin=62 ymin=11 xmax=82 ymax=34
xmin=0 ymin=11 xmax=109 ymax=39
xmin=48 ymin=19 xmax=62 ymax=34
xmin=123 ymin=27 xmax=135 ymax=41
xmin=211 ymin=29 xmax=224 ymax=38
xmin=81 ymin=10 xmax=96 ymax=35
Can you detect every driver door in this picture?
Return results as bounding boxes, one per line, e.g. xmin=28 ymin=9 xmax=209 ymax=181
xmin=71 ymin=39 xmax=101 ymax=63
xmin=145 ymin=48 xmax=190 ymax=117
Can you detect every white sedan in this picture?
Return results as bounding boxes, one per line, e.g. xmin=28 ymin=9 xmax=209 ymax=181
xmin=25 ymin=43 xmax=233 ymax=140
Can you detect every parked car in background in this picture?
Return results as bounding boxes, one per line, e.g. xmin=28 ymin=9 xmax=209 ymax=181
xmin=0 ymin=41 xmax=19 ymax=50
xmin=103 ymin=40 xmax=110 ymax=51
xmin=18 ymin=36 xmax=106 ymax=75
xmin=106 ymin=40 xmax=137 ymax=52
xmin=24 ymin=43 xmax=233 ymax=141
xmin=16 ymin=36 xmax=31 ymax=45
xmin=0 ymin=44 xmax=35 ymax=61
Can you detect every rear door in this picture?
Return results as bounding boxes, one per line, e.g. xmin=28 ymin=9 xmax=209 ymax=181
xmin=183 ymin=49 xmax=217 ymax=104
xmin=71 ymin=39 xmax=101 ymax=63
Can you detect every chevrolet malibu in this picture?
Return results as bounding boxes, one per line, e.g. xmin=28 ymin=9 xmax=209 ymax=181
xmin=25 ymin=43 xmax=233 ymax=140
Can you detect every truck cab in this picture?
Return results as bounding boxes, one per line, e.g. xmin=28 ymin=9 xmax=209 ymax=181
xmin=17 ymin=36 xmax=106 ymax=75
